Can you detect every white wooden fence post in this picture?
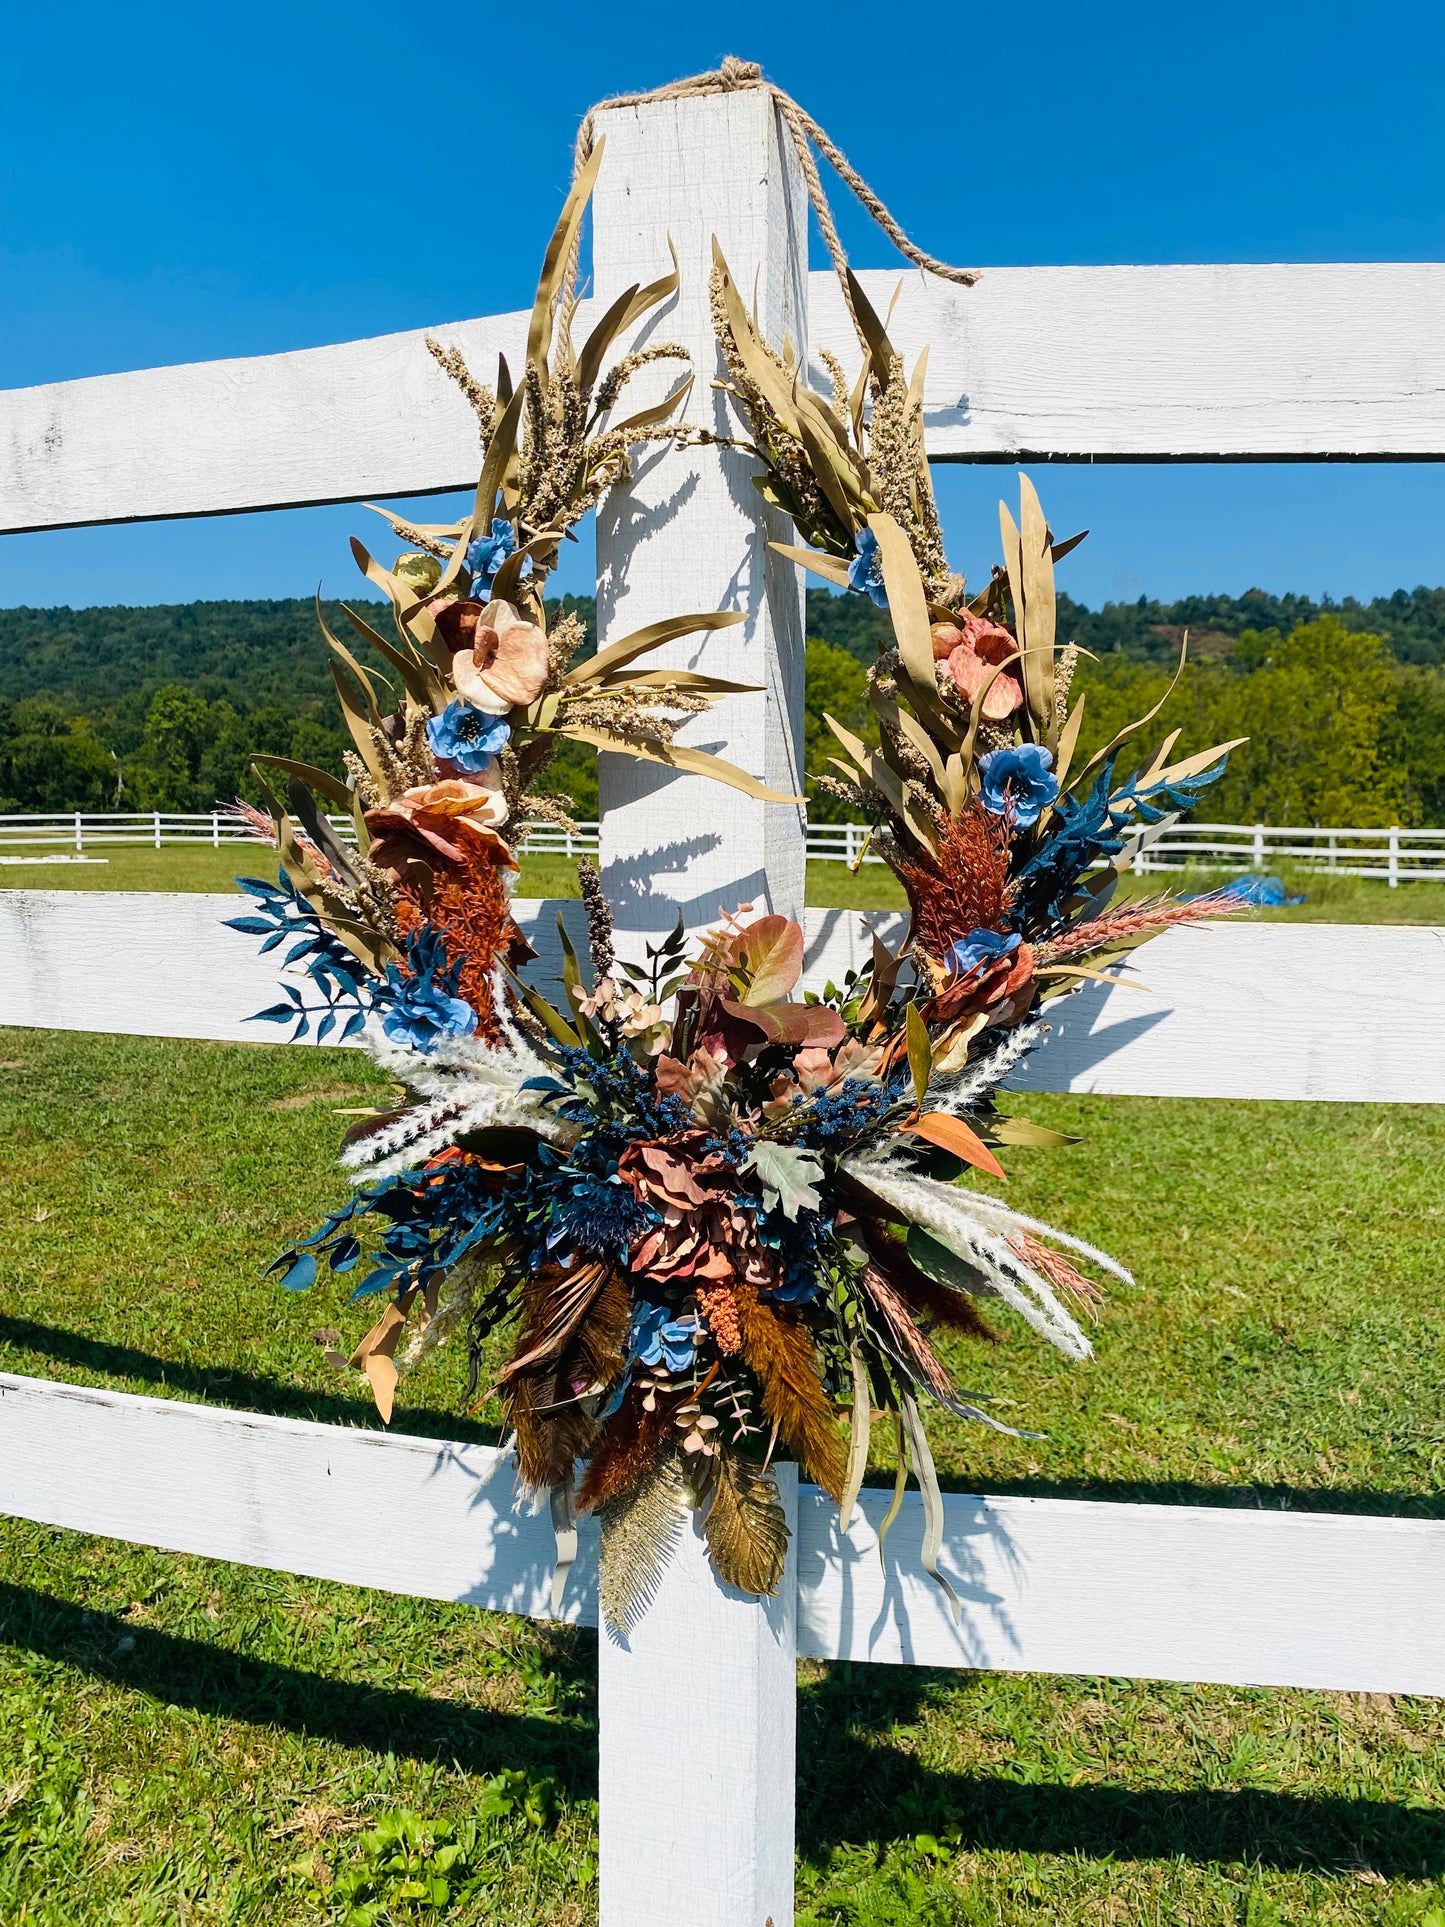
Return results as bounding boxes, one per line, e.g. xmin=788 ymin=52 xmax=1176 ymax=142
xmin=588 ymin=90 xmax=809 ymax=1927
xmin=597 ymin=1467 xmax=799 ymax=1927
xmin=1252 ymin=822 xmax=1265 ymax=869
xmin=1389 ymin=825 xmax=1400 ymax=888
xmin=592 ymin=88 xmax=809 ymax=951
xmin=73 ymin=811 xmax=82 ymax=853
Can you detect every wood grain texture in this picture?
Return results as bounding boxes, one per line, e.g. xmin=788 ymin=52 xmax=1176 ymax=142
xmin=4 ymin=891 xmax=1443 ymax=1104
xmin=5 ymin=262 xmax=1442 ymax=538
xmin=0 ymin=1372 xmax=596 ymax=1622
xmin=591 ymin=90 xmax=809 ymax=946
xmin=796 ymin=1486 xmax=1445 ymax=1694
xmin=0 ymin=311 xmax=529 ymax=533
xmin=3 ymin=1372 xmax=1440 ymax=1696
xmin=831 ymin=264 xmax=1445 ymax=460
xmin=598 ymin=1467 xmax=799 ymax=1927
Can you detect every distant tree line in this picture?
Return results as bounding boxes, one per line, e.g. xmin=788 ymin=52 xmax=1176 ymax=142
xmin=2 ymin=584 xmax=1443 ymax=826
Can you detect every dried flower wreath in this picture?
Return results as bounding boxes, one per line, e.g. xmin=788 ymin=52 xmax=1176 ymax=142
xmin=231 ymin=142 xmax=1243 ymax=1636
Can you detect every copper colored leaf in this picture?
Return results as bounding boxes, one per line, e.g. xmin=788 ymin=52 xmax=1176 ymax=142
xmin=904 ymin=1111 xmax=1006 ymax=1179
xmin=732 ymin=914 xmax=804 ymax=1004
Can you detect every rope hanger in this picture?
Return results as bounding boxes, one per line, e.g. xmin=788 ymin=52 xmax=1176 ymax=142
xmin=572 ymin=55 xmax=980 ymax=345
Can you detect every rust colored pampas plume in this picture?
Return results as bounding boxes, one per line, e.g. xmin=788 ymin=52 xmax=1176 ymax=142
xmin=394 ymin=837 xmax=523 ymax=1040
xmin=1034 ymin=889 xmax=1242 ymax=965
xmin=736 ymin=1287 xmax=847 ymax=1499
xmin=894 ymin=802 xmax=1013 ymax=961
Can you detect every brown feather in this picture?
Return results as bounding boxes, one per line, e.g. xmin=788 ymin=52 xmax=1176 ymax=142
xmin=701 ymin=1452 xmax=789 ymax=1598
xmin=578 ymin=1382 xmax=676 ymax=1512
xmin=736 ymin=1288 xmax=847 ymax=1500
xmin=502 ymin=1261 xmax=611 ymax=1490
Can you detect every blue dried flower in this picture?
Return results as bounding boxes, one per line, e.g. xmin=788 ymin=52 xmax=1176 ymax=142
xmin=465 ymin=518 xmax=516 ymax=596
xmin=846 ymin=527 xmax=888 ymax=608
xmin=546 ymin=1172 xmax=652 ymax=1264
xmin=943 ymin=927 xmax=1022 ymax=978
xmin=380 ymin=929 xmax=477 ymax=1052
xmin=978 ymin=743 xmax=1058 ymax=828
xmin=630 ymin=1303 xmax=700 ymax=1373
xmin=426 ymin=701 xmax=510 ymax=774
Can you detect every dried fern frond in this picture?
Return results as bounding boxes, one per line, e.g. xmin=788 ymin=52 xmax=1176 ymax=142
xmin=598 ymin=1449 xmax=691 ymax=1636
xmin=701 ymin=1453 xmax=789 ymax=1598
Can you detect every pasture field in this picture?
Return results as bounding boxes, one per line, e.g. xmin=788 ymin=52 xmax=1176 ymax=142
xmin=5 ymin=838 xmax=1445 ymax=925
xmin=1 ymin=1014 xmax=1442 ymax=1925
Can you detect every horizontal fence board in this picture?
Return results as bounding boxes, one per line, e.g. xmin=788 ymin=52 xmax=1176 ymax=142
xmin=0 ymin=1372 xmax=596 ymax=1622
xmin=797 ymin=1487 xmax=1445 ymax=1693
xmin=3 ymin=1374 xmax=1441 ymax=1694
xmin=5 ymin=264 xmax=1443 ymax=533
xmin=1 ymin=891 xmax=1443 ymax=1102
xmin=838 ymin=264 xmax=1445 ymax=461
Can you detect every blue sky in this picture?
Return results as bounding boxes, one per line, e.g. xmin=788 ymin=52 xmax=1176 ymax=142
xmin=2 ymin=0 xmax=1442 ymax=611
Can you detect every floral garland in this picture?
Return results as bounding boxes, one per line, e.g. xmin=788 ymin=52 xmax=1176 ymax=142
xmin=230 ymin=171 xmax=1242 ymax=1634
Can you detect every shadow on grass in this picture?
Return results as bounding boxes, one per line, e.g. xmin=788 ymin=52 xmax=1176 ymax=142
xmin=0 ymin=1314 xmax=497 ymax=1445
xmin=3 ymin=1580 xmax=1440 ymax=1878
xmin=0 ymin=1582 xmax=598 ymax=1795
xmin=927 ymin=1474 xmax=1445 ymax=1521
xmin=805 ymin=1672 xmax=1445 ymax=1880
xmin=798 ymin=1667 xmax=1445 ymax=1878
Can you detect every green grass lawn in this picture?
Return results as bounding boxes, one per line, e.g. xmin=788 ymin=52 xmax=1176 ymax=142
xmin=2 ymin=1028 xmax=1443 ymax=1923
xmin=6 ymin=838 xmax=1445 ymax=925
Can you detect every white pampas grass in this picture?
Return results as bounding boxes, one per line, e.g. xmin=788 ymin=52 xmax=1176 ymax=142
xmin=342 ymin=972 xmax=573 ymax=1182
xmin=840 ymin=1140 xmax=1106 ymax=1362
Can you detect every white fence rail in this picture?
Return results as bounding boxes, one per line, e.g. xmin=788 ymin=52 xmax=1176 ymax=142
xmin=7 ymin=812 xmax=1445 ymax=885
xmin=4 ymin=81 xmax=1445 ymax=1927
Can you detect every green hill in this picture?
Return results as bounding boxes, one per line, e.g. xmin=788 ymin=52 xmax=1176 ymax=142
xmin=2 ymin=585 xmax=1443 ymax=824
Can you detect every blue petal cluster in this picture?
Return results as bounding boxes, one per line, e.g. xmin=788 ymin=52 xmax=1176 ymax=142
xmin=846 ymin=527 xmax=888 ymax=608
xmin=978 ymin=744 xmax=1059 ymax=828
xmin=629 ymin=1304 xmax=700 ymax=1372
xmin=943 ymin=927 xmax=1022 ymax=978
xmin=380 ymin=928 xmax=478 ymax=1052
xmin=426 ymin=701 xmax=510 ymax=774
xmin=465 ymin=518 xmax=517 ymax=596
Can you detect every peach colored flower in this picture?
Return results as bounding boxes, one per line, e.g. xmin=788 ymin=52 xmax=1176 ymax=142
xmin=932 ymin=613 xmax=1024 ymax=720
xmin=364 ymin=777 xmax=512 ymax=876
xmin=434 ymin=598 xmax=550 ymax=715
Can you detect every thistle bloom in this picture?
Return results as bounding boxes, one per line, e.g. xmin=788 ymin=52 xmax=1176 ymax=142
xmin=978 ymin=744 xmax=1059 ymax=828
xmin=465 ymin=518 xmax=516 ymax=595
xmin=437 ymin=598 xmax=550 ymax=715
xmin=847 ymin=527 xmax=888 ymax=608
xmin=427 ymin=701 xmax=511 ymax=775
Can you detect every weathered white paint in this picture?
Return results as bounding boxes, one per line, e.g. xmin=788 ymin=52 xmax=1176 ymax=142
xmin=837 ymin=263 xmax=1445 ymax=460
xmin=3 ymin=1373 xmax=1441 ymax=1697
xmin=591 ymin=90 xmax=809 ymax=945
xmin=4 ymin=890 xmax=1442 ymax=1106
xmin=598 ymin=1467 xmax=799 ymax=1927
xmin=797 ymin=1487 xmax=1445 ymax=1695
xmin=6 ymin=263 xmax=1443 ymax=537
xmin=0 ymin=1372 xmax=592 ymax=1620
